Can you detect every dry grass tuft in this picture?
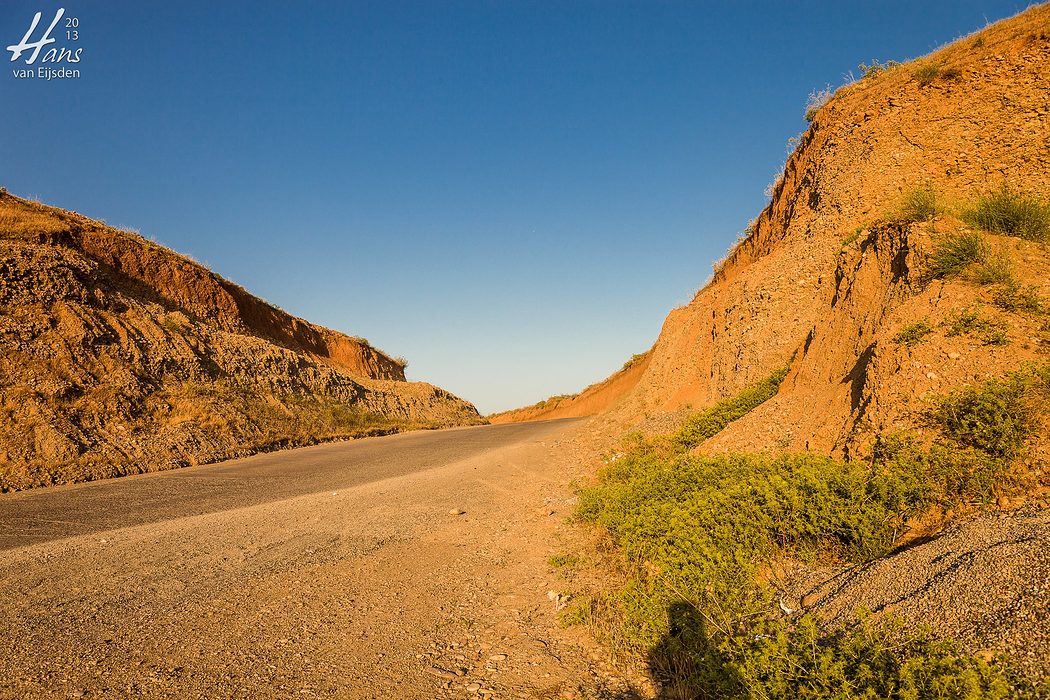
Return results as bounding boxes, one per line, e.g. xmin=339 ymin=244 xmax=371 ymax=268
xmin=0 ymin=198 xmax=71 ymax=239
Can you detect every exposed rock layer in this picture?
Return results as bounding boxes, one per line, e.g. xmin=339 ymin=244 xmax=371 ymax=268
xmin=0 ymin=192 xmax=482 ymax=490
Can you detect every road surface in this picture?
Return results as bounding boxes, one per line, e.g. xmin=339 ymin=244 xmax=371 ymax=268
xmin=0 ymin=419 xmax=643 ymax=699
xmin=0 ymin=421 xmax=574 ymax=551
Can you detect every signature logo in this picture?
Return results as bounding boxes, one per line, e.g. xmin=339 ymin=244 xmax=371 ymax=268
xmin=7 ymin=8 xmax=82 ymax=65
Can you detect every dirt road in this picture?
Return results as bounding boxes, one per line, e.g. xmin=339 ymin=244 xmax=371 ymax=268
xmin=0 ymin=419 xmax=638 ymax=699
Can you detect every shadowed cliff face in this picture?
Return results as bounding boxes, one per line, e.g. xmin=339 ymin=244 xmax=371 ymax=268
xmin=0 ymin=191 xmax=482 ymax=491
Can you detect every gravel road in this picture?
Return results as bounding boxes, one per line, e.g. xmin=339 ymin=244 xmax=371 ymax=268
xmin=0 ymin=419 xmax=638 ymax=699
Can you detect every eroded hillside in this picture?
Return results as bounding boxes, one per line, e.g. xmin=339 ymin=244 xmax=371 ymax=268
xmin=582 ymin=6 xmax=1050 ymax=460
xmin=540 ymin=7 xmax=1050 ymax=696
xmin=0 ymin=192 xmax=482 ymax=490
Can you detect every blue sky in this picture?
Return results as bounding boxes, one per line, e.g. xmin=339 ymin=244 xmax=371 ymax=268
xmin=1 ymin=1 xmax=1031 ymax=413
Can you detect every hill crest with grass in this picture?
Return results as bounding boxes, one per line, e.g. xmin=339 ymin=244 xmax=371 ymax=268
xmin=0 ymin=191 xmax=483 ymax=491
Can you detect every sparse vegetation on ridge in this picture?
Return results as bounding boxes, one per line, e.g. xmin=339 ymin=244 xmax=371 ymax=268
xmin=899 ymin=184 xmax=942 ymax=222
xmin=805 ymin=86 xmax=833 ymax=122
xmin=0 ymin=199 xmax=73 ymax=239
xmin=913 ymin=63 xmax=943 ymax=86
xmin=671 ymin=368 xmax=788 ymax=451
xmin=622 ymin=352 xmax=648 ymax=372
xmin=894 ymin=319 xmax=934 ymax=346
xmin=962 ymin=187 xmax=1050 ymax=242
xmin=929 ymin=231 xmax=990 ymax=279
xmin=912 ymin=62 xmax=960 ymax=86
xmin=858 ymin=58 xmax=901 ymax=79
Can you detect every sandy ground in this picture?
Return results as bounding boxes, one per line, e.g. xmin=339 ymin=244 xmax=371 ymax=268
xmin=0 ymin=420 xmax=640 ymax=699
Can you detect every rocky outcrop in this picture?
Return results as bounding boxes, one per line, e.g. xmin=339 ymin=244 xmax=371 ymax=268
xmin=596 ymin=5 xmax=1050 ymax=455
xmin=0 ymin=192 xmax=482 ymax=490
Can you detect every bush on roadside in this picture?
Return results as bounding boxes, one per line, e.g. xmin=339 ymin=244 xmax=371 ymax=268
xmin=729 ymin=615 xmax=1018 ymax=700
xmin=932 ymin=369 xmax=1047 ymax=459
xmin=574 ymin=367 xmax=1049 ymax=698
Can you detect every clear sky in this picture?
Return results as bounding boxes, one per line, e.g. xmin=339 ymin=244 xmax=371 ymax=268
xmin=1 ymin=1 xmax=1032 ymax=413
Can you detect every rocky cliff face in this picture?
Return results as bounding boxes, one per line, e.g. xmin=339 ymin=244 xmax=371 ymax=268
xmin=0 ymin=192 xmax=482 ymax=490
xmin=593 ymin=6 xmax=1050 ymax=457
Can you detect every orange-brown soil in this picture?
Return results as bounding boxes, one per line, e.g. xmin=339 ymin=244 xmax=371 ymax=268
xmin=0 ymin=192 xmax=482 ymax=491
xmin=529 ymin=6 xmax=1050 ymax=465
xmin=488 ymin=351 xmax=651 ymax=424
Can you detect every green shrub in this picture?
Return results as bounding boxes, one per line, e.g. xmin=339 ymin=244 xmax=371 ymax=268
xmin=671 ymin=368 xmax=788 ymax=451
xmin=929 ymin=232 xmax=989 ymax=279
xmin=899 ymin=185 xmax=940 ymax=222
xmin=993 ymin=283 xmax=1046 ymax=315
xmin=577 ymin=452 xmax=918 ymax=621
xmin=933 ymin=370 xmax=1046 ymax=459
xmin=985 ymin=327 xmax=1011 ymax=346
xmin=913 ymin=63 xmax=941 ymax=86
xmin=574 ymin=368 xmax=1048 ymax=697
xmin=577 ymin=447 xmax=1025 ymax=697
xmin=974 ymin=251 xmax=1016 ymax=285
xmin=547 ymin=553 xmax=580 ymax=568
xmin=729 ymin=615 xmax=1019 ymax=700
xmin=872 ymin=435 xmax=1007 ymax=506
xmin=962 ymin=187 xmax=1050 ymax=242
xmin=894 ymin=318 xmax=934 ymax=346
xmin=622 ymin=352 xmax=648 ymax=372
xmin=944 ymin=307 xmax=1010 ymax=345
